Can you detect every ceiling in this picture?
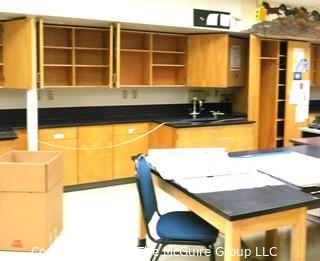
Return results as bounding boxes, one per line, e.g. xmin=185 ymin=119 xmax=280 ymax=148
xmin=270 ymin=0 xmax=320 ymax=8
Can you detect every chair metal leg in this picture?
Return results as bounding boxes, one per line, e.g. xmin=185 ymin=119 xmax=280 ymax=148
xmin=207 ymin=244 xmax=215 ymax=261
xmin=150 ymin=243 xmax=159 ymax=261
xmin=154 ymin=243 xmax=165 ymax=261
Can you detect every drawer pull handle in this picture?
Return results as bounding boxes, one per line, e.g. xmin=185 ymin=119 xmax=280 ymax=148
xmin=53 ymin=133 xmax=64 ymax=140
xmin=128 ymin=128 xmax=135 ymax=134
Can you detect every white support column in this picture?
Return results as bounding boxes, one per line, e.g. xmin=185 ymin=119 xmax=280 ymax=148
xmin=27 ymin=88 xmax=38 ymax=151
xmin=27 ymin=17 xmax=38 ymax=151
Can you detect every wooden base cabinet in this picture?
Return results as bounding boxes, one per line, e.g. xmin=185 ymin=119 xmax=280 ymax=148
xmin=39 ymin=127 xmax=78 ymax=186
xmin=175 ymin=124 xmax=255 ymax=152
xmin=0 ymin=140 xmax=15 ymax=154
xmin=112 ymin=123 xmax=149 ymax=179
xmin=78 ymin=126 xmax=113 ymax=184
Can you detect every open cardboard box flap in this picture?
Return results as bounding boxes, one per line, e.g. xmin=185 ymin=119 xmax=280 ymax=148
xmin=0 ymin=150 xmax=62 ymax=192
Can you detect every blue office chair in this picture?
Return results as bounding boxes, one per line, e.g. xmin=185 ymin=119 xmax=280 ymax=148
xmin=134 ymin=155 xmax=219 ymax=261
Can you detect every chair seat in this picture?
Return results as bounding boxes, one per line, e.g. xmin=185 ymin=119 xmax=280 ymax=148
xmin=156 ymin=211 xmax=219 ymax=243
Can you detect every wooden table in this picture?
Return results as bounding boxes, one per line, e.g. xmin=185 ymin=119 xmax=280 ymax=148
xmin=138 ymin=146 xmax=320 ymax=261
xmin=290 ymin=136 xmax=320 ymax=146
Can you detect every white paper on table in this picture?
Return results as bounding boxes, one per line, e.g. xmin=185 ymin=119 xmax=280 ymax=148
xmin=147 ymin=148 xmax=252 ymax=180
xmin=237 ymin=151 xmax=320 ymax=188
xmin=174 ymin=172 xmax=284 ymax=193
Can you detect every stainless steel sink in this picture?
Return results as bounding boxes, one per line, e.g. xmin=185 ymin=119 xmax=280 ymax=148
xmin=213 ymin=117 xmax=246 ymax=123
xmin=179 ymin=117 xmax=218 ymax=123
xmin=172 ymin=117 xmax=246 ymax=124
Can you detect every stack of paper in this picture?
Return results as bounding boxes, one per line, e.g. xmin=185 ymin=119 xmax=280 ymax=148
xmin=246 ymin=151 xmax=320 ymax=187
xmin=174 ymin=172 xmax=284 ymax=193
xmin=147 ymin=148 xmax=252 ymax=180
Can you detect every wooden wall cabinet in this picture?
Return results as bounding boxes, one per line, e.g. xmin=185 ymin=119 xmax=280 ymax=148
xmin=112 ymin=123 xmax=149 ymax=179
xmin=248 ymin=35 xmax=310 ymax=149
xmin=311 ymin=44 xmax=320 ymax=87
xmin=187 ymin=34 xmax=248 ymax=88
xmin=78 ymin=125 xmax=113 ymax=183
xmin=39 ymin=127 xmax=78 ymax=186
xmin=115 ymin=24 xmax=187 ymax=87
xmin=39 ymin=21 xmax=113 ymax=88
xmin=0 ymin=18 xmax=35 ymax=89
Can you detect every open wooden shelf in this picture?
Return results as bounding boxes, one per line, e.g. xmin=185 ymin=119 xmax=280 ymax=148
xmin=41 ymin=24 xmax=112 ymax=87
xmin=152 ymin=66 xmax=185 ymax=86
xmin=260 ymin=57 xmax=278 ymax=60
xmin=120 ymin=49 xmax=150 ymax=53
xmin=44 ymin=66 xmax=73 ymax=86
xmin=44 ymin=46 xmax=72 ymax=50
xmin=121 ymin=30 xmax=150 ymax=51
xmin=152 ymin=64 xmax=185 ymax=67
xmin=44 ymin=64 xmax=72 ymax=67
xmin=75 ymin=67 xmax=109 ymax=86
xmin=261 ymin=41 xmax=279 ymax=58
xmin=120 ymin=51 xmax=150 ymax=86
xmin=118 ymin=29 xmax=187 ymax=87
xmin=311 ymin=44 xmax=320 ymax=87
xmin=258 ymin=39 xmax=288 ymax=149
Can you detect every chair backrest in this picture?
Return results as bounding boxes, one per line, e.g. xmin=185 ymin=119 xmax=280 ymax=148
xmin=134 ymin=155 xmax=158 ymax=224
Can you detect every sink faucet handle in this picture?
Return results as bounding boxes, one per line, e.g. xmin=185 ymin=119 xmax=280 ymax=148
xmin=210 ymin=110 xmax=225 ymax=119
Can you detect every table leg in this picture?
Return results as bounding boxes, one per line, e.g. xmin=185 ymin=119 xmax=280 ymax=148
xmin=265 ymin=229 xmax=278 ymax=261
xmin=290 ymin=208 xmax=307 ymax=261
xmin=224 ymin=223 xmax=241 ymax=261
xmin=138 ymin=205 xmax=147 ymax=248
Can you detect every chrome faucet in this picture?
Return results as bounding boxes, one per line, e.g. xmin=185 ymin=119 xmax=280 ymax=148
xmin=189 ymin=97 xmax=204 ymax=119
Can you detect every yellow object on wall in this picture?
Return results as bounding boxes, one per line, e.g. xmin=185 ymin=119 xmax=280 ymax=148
xmin=255 ymin=6 xmax=267 ymax=21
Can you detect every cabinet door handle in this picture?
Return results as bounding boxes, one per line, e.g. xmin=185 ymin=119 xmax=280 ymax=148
xmin=128 ymin=128 xmax=135 ymax=134
xmin=53 ymin=133 xmax=65 ymax=140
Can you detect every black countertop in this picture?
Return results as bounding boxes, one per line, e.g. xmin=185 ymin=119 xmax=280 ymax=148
xmin=0 ymin=125 xmax=17 ymax=141
xmin=0 ymin=103 xmax=254 ymax=140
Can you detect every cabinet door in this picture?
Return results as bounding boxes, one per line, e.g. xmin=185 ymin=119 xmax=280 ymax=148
xmin=284 ymin=41 xmax=311 ymax=147
xmin=176 ymin=124 xmax=255 ymax=152
xmin=39 ymin=139 xmax=78 ymax=186
xmin=0 ymin=140 xmax=15 ymax=154
xmin=113 ymin=123 xmax=149 ymax=179
xmin=78 ymin=125 xmax=113 ymax=183
xmin=39 ymin=127 xmax=78 ymax=186
xmin=228 ymin=37 xmax=248 ymax=87
xmin=187 ymin=34 xmax=228 ymax=87
xmin=14 ymin=129 xmax=27 ymax=150
xmin=217 ymin=125 xmax=255 ymax=151
xmin=113 ymin=133 xmax=149 ymax=179
xmin=149 ymin=123 xmax=175 ymax=148
xmin=3 ymin=18 xmax=35 ymax=89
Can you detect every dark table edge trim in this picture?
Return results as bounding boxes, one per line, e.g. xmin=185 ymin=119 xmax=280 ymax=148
xmin=63 ymin=177 xmax=135 ymax=193
xmin=152 ymin=171 xmax=320 ymax=221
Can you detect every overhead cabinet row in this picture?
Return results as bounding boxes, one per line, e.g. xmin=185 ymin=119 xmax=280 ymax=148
xmin=0 ymin=18 xmax=248 ymax=89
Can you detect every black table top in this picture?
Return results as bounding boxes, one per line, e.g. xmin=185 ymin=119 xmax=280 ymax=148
xmin=154 ymin=145 xmax=320 ymax=221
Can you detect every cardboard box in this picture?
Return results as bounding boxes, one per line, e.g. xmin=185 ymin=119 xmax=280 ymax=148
xmin=0 ymin=150 xmax=63 ymax=251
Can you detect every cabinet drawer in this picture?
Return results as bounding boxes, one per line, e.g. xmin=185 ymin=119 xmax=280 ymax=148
xmin=113 ymin=123 xmax=149 ymax=135
xmin=39 ymin=127 xmax=77 ymax=141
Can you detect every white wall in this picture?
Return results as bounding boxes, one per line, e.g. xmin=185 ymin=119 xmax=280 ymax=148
xmin=0 ymin=88 xmax=224 ymax=109
xmin=0 ymin=0 xmax=257 ymax=31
